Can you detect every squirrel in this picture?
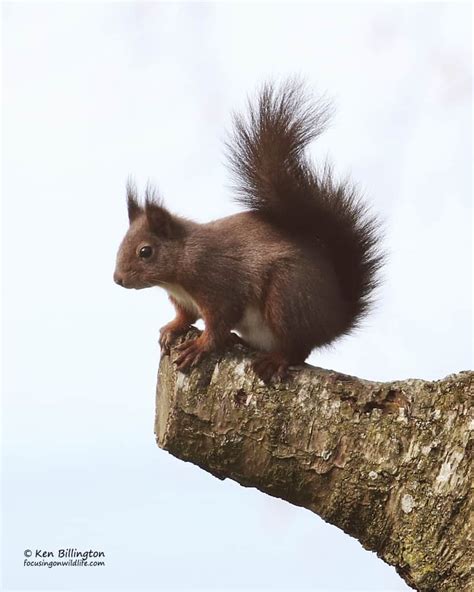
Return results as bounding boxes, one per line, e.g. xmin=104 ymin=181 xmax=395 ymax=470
xmin=113 ymin=79 xmax=383 ymax=382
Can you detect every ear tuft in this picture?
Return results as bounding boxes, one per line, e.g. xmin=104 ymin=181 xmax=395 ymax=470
xmin=126 ymin=178 xmax=142 ymax=223
xmin=144 ymin=184 xmax=178 ymax=238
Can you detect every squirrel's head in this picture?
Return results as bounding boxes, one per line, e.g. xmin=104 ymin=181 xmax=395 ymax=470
xmin=113 ymin=183 xmax=185 ymax=289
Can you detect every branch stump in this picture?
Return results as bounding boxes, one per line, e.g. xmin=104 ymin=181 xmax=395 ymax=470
xmin=155 ymin=329 xmax=473 ymax=591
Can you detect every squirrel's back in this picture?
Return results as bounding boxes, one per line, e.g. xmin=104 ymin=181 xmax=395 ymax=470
xmin=226 ymin=79 xmax=384 ymax=336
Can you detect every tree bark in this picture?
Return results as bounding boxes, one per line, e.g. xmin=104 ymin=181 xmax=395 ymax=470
xmin=155 ymin=329 xmax=473 ymax=591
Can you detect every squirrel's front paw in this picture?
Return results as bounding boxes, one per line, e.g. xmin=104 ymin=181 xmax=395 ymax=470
xmin=174 ymin=337 xmax=210 ymax=371
xmin=159 ymin=324 xmax=186 ymax=354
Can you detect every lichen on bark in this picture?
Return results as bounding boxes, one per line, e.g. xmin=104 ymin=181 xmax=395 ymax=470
xmin=155 ymin=329 xmax=473 ymax=591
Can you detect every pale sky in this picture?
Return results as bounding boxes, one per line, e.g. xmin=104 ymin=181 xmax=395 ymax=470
xmin=2 ymin=2 xmax=472 ymax=591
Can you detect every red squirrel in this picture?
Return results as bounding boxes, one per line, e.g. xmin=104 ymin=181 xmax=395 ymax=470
xmin=113 ymin=80 xmax=383 ymax=381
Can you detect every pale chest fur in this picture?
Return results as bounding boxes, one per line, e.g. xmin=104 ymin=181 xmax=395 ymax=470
xmin=162 ymin=284 xmax=279 ymax=352
xmin=163 ymin=283 xmax=202 ymax=318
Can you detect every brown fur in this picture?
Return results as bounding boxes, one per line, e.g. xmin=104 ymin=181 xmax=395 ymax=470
xmin=114 ymin=80 xmax=383 ymax=381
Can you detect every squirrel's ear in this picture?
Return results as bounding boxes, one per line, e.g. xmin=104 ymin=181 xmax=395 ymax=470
xmin=143 ymin=184 xmax=182 ymax=238
xmin=126 ymin=179 xmax=142 ymax=223
xmin=145 ymin=200 xmax=177 ymax=238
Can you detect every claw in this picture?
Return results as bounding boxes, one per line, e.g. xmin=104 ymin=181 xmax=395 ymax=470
xmin=159 ymin=330 xmax=175 ymax=354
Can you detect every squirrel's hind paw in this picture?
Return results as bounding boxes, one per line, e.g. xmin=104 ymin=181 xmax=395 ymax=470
xmin=252 ymin=353 xmax=289 ymax=383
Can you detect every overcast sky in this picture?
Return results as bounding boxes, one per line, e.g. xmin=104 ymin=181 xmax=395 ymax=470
xmin=2 ymin=2 xmax=472 ymax=591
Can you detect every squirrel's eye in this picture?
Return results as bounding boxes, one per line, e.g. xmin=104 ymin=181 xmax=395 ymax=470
xmin=139 ymin=246 xmax=153 ymax=259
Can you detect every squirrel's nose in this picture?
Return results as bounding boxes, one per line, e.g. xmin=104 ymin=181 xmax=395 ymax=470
xmin=114 ymin=272 xmax=124 ymax=286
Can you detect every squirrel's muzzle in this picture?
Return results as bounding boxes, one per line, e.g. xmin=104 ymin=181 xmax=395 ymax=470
xmin=113 ymin=272 xmax=124 ymax=287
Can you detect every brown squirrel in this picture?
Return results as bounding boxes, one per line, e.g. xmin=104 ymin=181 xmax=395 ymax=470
xmin=113 ymin=80 xmax=383 ymax=381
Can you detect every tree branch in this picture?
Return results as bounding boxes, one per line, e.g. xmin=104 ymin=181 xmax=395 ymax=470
xmin=155 ymin=329 xmax=473 ymax=591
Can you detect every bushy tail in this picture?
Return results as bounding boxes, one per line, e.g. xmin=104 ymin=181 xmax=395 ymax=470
xmin=226 ymin=79 xmax=383 ymax=331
